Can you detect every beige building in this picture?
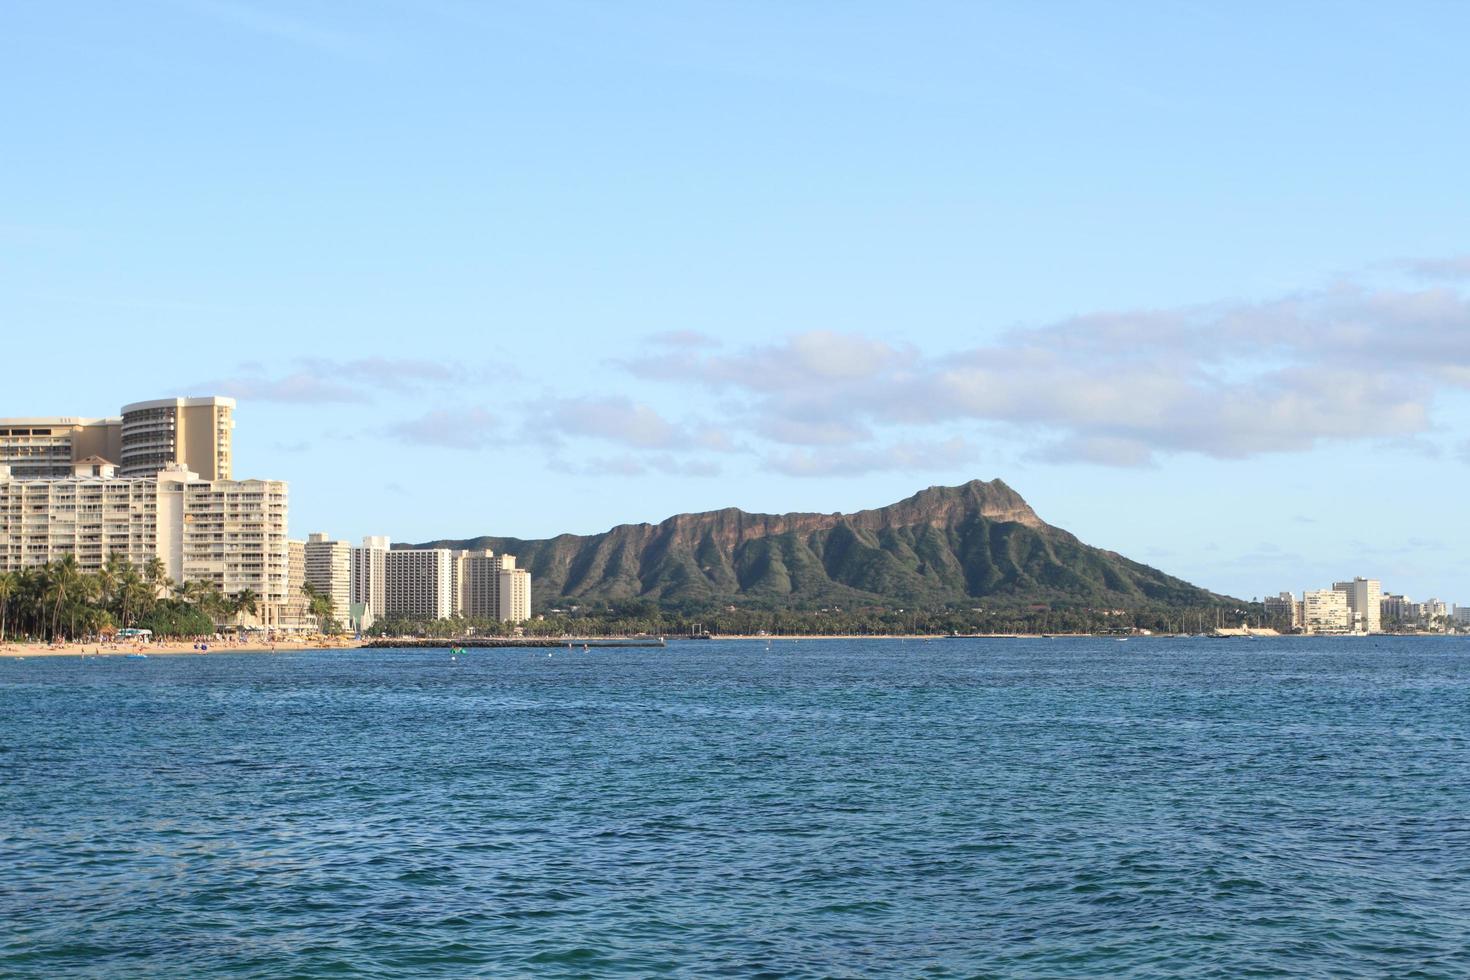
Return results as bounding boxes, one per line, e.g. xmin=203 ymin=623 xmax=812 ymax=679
xmin=305 ymin=532 xmax=352 ymax=621
xmin=0 ymin=396 xmax=235 ymax=482
xmin=0 ymin=417 xmax=123 ymax=479
xmin=1333 ymin=577 xmax=1382 ymax=634
xmin=0 ymin=461 xmax=289 ymax=620
xmin=1303 ymin=588 xmax=1351 ymax=633
xmin=119 ymin=397 xmax=235 ymax=480
xmin=456 ymin=550 xmax=532 ymax=623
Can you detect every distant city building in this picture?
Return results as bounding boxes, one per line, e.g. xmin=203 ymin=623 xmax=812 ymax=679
xmin=118 ymin=397 xmax=235 ymax=480
xmin=0 ymin=418 xmax=122 ymax=479
xmin=456 ymin=550 xmax=532 ymax=623
xmin=365 ymin=543 xmax=533 ymax=624
xmin=1380 ymin=593 xmax=1412 ymax=625
xmin=1302 ymin=588 xmax=1351 ymax=633
xmin=283 ymin=539 xmax=310 ymax=628
xmin=1263 ymin=592 xmax=1301 ymax=630
xmin=1420 ymin=598 xmax=1449 ymax=625
xmin=1333 ymin=577 xmax=1382 ymax=633
xmin=0 ymin=396 xmax=235 ymax=481
xmin=351 ymin=535 xmax=390 ymax=628
xmin=304 ymin=532 xmax=352 ymax=622
xmin=352 ymin=535 xmax=390 ymax=616
xmin=0 ymin=461 xmax=289 ymax=622
xmin=384 ymin=548 xmax=457 ymax=620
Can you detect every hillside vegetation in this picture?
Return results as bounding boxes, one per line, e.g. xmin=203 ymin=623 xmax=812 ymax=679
xmin=410 ymin=479 xmax=1230 ymax=612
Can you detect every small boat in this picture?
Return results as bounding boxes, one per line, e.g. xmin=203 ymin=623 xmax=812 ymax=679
xmin=125 ymin=653 xmax=148 ymax=660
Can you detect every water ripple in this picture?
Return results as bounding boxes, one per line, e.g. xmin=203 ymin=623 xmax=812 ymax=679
xmin=3 ymin=638 xmax=1470 ymax=976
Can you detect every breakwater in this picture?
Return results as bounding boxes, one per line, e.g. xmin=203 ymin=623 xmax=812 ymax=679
xmin=364 ymin=636 xmax=667 ymax=649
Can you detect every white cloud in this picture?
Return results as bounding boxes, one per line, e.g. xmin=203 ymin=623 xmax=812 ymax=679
xmin=548 ymin=454 xmax=722 ymax=477
xmin=618 ymin=274 xmax=1470 ymax=467
xmin=536 ymin=397 xmax=683 ymax=449
xmin=210 ymin=372 xmax=370 ymax=404
xmin=1399 ymin=256 xmax=1470 ymax=282
xmin=386 ymin=408 xmax=498 ymax=450
xmin=764 ymin=437 xmax=978 ymax=477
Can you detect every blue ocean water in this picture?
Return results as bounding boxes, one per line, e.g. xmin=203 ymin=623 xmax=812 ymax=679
xmin=3 ymin=637 xmax=1469 ymax=977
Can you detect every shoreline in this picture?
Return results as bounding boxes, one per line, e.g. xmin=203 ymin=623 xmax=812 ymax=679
xmin=0 ymin=639 xmax=364 ymax=659
xmin=5 ymin=632 xmax=1458 ymax=659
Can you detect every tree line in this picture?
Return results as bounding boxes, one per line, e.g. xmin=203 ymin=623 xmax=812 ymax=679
xmin=363 ymin=599 xmax=1256 ymax=640
xmin=0 ymin=554 xmax=260 ymax=643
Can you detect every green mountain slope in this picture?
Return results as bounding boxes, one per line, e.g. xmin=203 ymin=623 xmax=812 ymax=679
xmin=407 ymin=479 xmax=1229 ymax=610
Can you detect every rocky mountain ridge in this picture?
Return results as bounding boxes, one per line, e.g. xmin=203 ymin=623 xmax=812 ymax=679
xmin=407 ymin=479 xmax=1227 ymax=610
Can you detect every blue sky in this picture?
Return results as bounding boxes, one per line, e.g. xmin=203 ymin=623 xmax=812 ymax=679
xmin=5 ymin=1 xmax=1470 ymax=602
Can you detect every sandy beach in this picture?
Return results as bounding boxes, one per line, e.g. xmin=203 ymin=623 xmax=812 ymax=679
xmin=0 ymin=638 xmax=364 ymax=658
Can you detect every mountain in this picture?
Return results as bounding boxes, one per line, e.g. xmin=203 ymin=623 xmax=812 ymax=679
xmin=406 ymin=479 xmax=1230 ymax=610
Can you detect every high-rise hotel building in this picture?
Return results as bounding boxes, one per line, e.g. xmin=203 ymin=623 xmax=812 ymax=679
xmin=1332 ymin=577 xmax=1382 ymax=634
xmin=383 ymin=548 xmax=457 ymax=620
xmin=0 ymin=394 xmax=292 ymax=623
xmin=361 ymin=543 xmax=532 ymax=624
xmin=0 ymin=460 xmax=290 ymax=618
xmin=304 ymin=532 xmax=353 ymax=618
xmin=457 ymin=550 xmax=532 ymax=623
xmin=351 ymin=536 xmax=391 ymax=621
xmin=0 ymin=396 xmax=235 ymax=481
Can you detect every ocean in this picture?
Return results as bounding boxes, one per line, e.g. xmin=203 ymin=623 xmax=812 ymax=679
xmin=3 ymin=637 xmax=1469 ymax=977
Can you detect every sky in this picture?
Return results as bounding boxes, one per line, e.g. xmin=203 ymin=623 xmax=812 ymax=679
xmin=4 ymin=1 xmax=1470 ymax=602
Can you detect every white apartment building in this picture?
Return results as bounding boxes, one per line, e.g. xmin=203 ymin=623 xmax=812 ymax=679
xmin=0 ymin=458 xmax=159 ymax=570
xmin=1418 ymin=598 xmax=1449 ymax=624
xmin=304 ymin=532 xmax=352 ymax=620
xmin=351 ymin=536 xmax=390 ymax=621
xmin=1302 ymin=588 xmax=1351 ymax=633
xmin=384 ymin=548 xmax=456 ymax=620
xmin=0 ymin=461 xmax=289 ymax=618
xmin=1333 ymin=577 xmax=1382 ymax=634
xmin=282 ymin=539 xmax=311 ymax=629
xmin=366 ymin=543 xmax=534 ymax=624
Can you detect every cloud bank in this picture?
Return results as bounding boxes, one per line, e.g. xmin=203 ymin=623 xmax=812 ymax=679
xmin=217 ymin=261 xmax=1470 ymax=477
xmin=614 ymin=275 xmax=1469 ymax=470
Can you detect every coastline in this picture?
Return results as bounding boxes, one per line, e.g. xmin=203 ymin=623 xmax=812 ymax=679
xmin=0 ymin=639 xmax=364 ymax=659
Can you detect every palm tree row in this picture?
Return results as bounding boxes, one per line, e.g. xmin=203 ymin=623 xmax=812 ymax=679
xmin=0 ymin=554 xmax=259 ymax=643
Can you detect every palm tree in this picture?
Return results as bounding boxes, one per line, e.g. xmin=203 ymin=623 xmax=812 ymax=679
xmin=44 ymin=555 xmax=83 ymax=641
xmin=231 ymin=588 xmax=259 ymax=628
xmin=98 ymin=553 xmax=131 ymax=611
xmin=69 ymin=572 xmax=102 ymax=641
xmin=115 ymin=567 xmax=147 ymax=626
xmin=0 ymin=570 xmax=16 ymax=643
xmin=143 ymin=556 xmax=169 ymax=598
xmin=302 ymin=582 xmax=334 ymax=634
